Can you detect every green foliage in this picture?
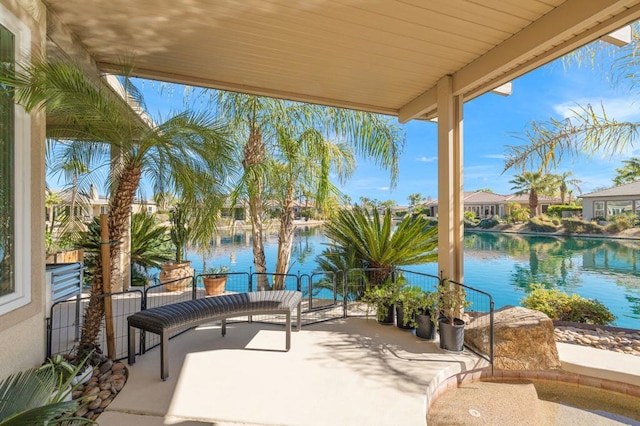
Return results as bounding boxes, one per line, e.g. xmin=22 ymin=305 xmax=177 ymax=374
xmin=169 ymin=203 xmax=190 ymax=263
xmin=362 ymin=279 xmax=401 ymax=321
xmin=463 ymin=211 xmax=478 ymax=221
xmin=561 ymin=217 xmax=603 ymax=234
xmin=205 ymin=265 xmax=230 ymax=276
xmin=478 ymin=215 xmax=500 ymax=228
xmin=438 ymin=281 xmax=470 ymax=325
xmin=397 ymin=286 xmax=438 ymax=328
xmin=521 ymin=284 xmax=615 ymax=325
xmin=547 ymin=205 xmax=582 ymax=218
xmin=0 ymin=366 xmax=95 ymax=425
xmin=321 ymin=207 xmax=438 ymax=285
xmin=605 ymin=212 xmax=639 ymax=233
xmin=528 ymin=215 xmax=560 ymax=232
xmin=613 ymin=157 xmax=640 ymax=186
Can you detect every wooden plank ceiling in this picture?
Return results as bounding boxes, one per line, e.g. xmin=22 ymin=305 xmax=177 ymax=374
xmin=44 ymin=0 xmax=640 ymax=122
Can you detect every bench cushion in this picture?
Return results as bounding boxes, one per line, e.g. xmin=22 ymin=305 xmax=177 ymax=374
xmin=128 ymin=290 xmax=302 ymax=335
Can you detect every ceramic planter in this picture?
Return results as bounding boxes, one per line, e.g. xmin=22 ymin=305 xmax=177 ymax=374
xmin=203 ymin=276 xmax=227 ymax=295
xmin=159 ymin=261 xmax=194 ymax=291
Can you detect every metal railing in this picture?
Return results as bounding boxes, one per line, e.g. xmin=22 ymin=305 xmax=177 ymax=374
xmin=47 ymin=268 xmax=494 ymax=368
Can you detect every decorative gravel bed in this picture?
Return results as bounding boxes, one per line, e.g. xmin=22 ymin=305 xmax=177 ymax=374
xmin=554 ymin=324 xmax=640 ymax=357
xmin=72 ymin=359 xmax=127 ymax=421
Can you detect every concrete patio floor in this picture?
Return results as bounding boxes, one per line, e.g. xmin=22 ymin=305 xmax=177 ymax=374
xmin=98 ymin=317 xmax=486 ymax=426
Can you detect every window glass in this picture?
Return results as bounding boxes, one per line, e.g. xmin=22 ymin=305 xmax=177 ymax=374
xmin=594 ymin=201 xmax=604 ymax=219
xmin=606 ymin=200 xmax=633 ymax=216
xmin=0 ymin=23 xmax=15 ymax=297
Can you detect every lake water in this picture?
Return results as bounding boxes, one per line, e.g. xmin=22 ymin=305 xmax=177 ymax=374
xmin=185 ymin=226 xmax=640 ymax=329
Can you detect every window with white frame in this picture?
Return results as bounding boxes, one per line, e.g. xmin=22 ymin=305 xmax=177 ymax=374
xmin=593 ymin=201 xmax=605 ymax=219
xmin=0 ymin=6 xmax=31 ymax=315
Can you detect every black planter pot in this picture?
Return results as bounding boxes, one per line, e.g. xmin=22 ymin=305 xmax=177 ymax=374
xmin=415 ymin=313 xmax=436 ymax=340
xmin=377 ymin=303 xmax=395 ymax=325
xmin=438 ymin=317 xmax=465 ymax=351
xmin=395 ymin=304 xmax=414 ymax=330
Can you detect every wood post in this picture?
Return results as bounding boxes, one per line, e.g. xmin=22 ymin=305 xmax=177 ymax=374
xmin=100 ymin=214 xmax=116 ymax=359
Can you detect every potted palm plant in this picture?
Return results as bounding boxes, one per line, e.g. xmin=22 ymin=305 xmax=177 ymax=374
xmin=160 ymin=203 xmax=195 ymax=291
xmin=203 ymin=266 xmax=230 ymax=295
xmin=437 ymin=280 xmax=470 ymax=351
xmin=398 ymin=286 xmax=438 ymax=339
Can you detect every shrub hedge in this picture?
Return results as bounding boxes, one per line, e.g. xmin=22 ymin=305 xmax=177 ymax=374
xmin=547 ymin=205 xmax=582 ymax=218
xmin=521 ymin=284 xmax=615 ymax=325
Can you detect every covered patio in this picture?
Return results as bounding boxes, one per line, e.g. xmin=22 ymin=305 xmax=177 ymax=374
xmin=2 ymin=0 xmax=640 ymax=423
xmin=99 ymin=317 xmax=486 ymax=425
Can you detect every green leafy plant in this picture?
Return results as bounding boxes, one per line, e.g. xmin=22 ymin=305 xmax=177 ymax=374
xmin=438 ymin=280 xmax=470 ymax=325
xmin=205 ymin=265 xmax=230 ymax=277
xmin=561 ymin=218 xmax=603 ymax=234
xmin=605 ymin=212 xmax=638 ymax=233
xmin=397 ymin=285 xmax=438 ymax=328
xmin=528 ymin=215 xmax=560 ymax=232
xmin=521 ymin=284 xmax=615 ymax=325
xmin=0 ymin=366 xmax=95 ymax=425
xmin=547 ymin=205 xmax=582 ymax=218
xmin=478 ymin=215 xmax=500 ymax=228
xmin=362 ymin=279 xmax=401 ymax=321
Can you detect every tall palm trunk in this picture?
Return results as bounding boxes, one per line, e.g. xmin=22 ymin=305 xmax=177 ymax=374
xmin=78 ymin=164 xmax=141 ymax=356
xmin=528 ymin=189 xmax=538 ymax=218
xmin=274 ymin=182 xmax=297 ymax=289
xmin=244 ymin=130 xmax=269 ymax=290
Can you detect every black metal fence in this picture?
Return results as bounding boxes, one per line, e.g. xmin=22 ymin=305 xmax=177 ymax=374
xmin=47 ymin=268 xmax=494 ymax=366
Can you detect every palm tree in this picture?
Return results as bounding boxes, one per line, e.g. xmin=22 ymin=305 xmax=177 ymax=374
xmin=268 ymin=130 xmax=355 ymax=288
xmin=509 ymin=171 xmax=556 ymax=218
xmin=216 ymin=92 xmax=404 ymax=290
xmin=504 ymin=25 xmax=640 ymax=172
xmin=407 ymin=193 xmax=423 ymax=214
xmin=613 ymin=157 xmax=640 ymax=186
xmin=321 ymin=206 xmax=438 ymax=286
xmin=554 ymin=171 xmax=582 ymax=204
xmin=1 ymin=59 xmax=236 ymax=359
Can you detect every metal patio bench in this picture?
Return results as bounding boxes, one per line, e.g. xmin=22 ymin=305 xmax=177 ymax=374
xmin=127 ymin=290 xmax=302 ymax=380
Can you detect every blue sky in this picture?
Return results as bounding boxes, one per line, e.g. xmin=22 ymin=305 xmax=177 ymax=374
xmin=122 ymin=41 xmax=640 ymax=206
xmin=340 ymin=52 xmax=640 ymax=205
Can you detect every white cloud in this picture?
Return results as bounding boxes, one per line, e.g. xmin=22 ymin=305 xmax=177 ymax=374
xmin=377 ymin=186 xmax=390 ymax=191
xmin=483 ymin=154 xmax=505 ymax=159
xmin=416 ymin=156 xmax=437 ymax=162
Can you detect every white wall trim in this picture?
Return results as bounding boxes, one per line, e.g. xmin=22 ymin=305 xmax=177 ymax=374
xmin=0 ymin=4 xmax=32 ymax=315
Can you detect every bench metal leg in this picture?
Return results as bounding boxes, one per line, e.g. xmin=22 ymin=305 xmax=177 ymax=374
xmin=161 ymin=332 xmax=169 ymax=381
xmin=221 ymin=318 xmax=226 ymax=336
xmin=128 ymin=325 xmax=136 ymax=366
xmin=296 ymin=302 xmax=301 ymax=330
xmin=285 ymin=311 xmax=291 ymax=351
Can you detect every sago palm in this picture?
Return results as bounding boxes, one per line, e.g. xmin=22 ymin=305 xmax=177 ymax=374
xmin=321 ymin=206 xmax=438 ymax=286
xmin=0 ymin=58 xmax=236 ymax=359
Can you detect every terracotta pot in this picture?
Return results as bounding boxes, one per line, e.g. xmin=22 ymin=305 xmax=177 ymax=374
xmin=203 ymin=276 xmax=227 ymax=295
xmin=159 ymin=261 xmax=194 ymax=291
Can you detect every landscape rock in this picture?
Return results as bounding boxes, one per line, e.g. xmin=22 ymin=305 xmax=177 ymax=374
xmin=465 ymin=306 xmax=561 ymax=370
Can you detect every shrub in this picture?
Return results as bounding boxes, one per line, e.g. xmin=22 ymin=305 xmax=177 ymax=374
xmin=521 ymin=284 xmax=615 ymax=325
xmin=561 ymin=217 xmax=603 ymax=234
xmin=547 ymin=205 xmax=582 ymax=218
xmin=528 ymin=215 xmax=559 ymax=232
xmin=605 ymin=212 xmax=638 ymax=233
xmin=478 ymin=215 xmax=500 ymax=229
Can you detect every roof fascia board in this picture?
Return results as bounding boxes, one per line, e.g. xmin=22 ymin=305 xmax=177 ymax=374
xmin=97 ymin=63 xmax=400 ymax=118
xmin=399 ymin=0 xmax=640 ymax=123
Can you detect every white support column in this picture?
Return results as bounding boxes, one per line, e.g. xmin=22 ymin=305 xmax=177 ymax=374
xmin=436 ymin=76 xmax=464 ymax=283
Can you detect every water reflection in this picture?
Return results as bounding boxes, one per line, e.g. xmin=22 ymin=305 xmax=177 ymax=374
xmin=185 ymin=228 xmax=640 ymax=328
